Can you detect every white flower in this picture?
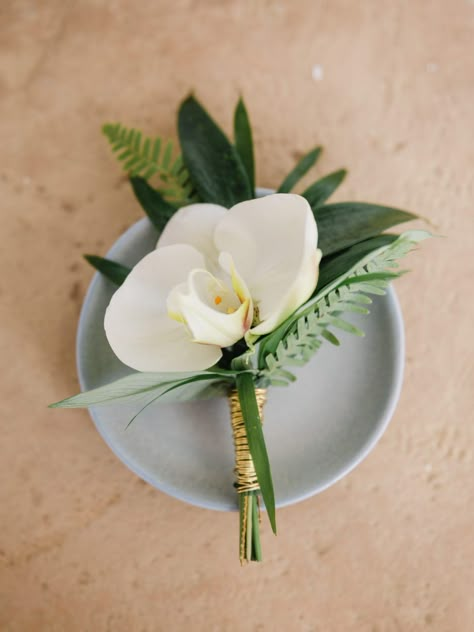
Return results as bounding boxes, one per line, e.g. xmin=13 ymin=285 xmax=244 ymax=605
xmin=104 ymin=194 xmax=322 ymax=372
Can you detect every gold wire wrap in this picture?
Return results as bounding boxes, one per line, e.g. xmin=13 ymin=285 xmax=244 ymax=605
xmin=228 ymin=388 xmax=267 ymax=494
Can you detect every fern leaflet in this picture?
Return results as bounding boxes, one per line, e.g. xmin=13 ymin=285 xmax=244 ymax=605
xmin=102 ymin=123 xmax=199 ymax=205
xmin=258 ymin=230 xmax=430 ymax=386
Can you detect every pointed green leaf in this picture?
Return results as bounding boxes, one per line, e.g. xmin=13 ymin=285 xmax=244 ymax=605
xmin=151 ymin=138 xmax=161 ymax=161
xmin=178 ymin=95 xmax=252 ymax=207
xmin=317 ymin=235 xmax=398 ymax=290
xmin=316 ymin=202 xmax=417 ymax=256
xmin=124 ymin=156 xmax=140 ymax=170
xmin=236 ymin=373 xmax=276 ymax=534
xmin=277 ymin=146 xmax=322 ymax=193
xmin=124 ymin=374 xmax=232 ymax=429
xmin=130 ymin=176 xmax=176 ymax=233
xmin=303 ymin=169 xmax=347 ymax=208
xmin=339 ymin=271 xmax=400 ymax=287
xmin=321 ymin=330 xmax=340 ymax=345
xmin=133 ymin=130 xmax=142 ymax=151
xmin=329 ymin=317 xmax=365 ymax=336
xmin=233 ymin=97 xmax=255 ymax=193
xmin=49 ymin=371 xmax=235 ymax=409
xmin=84 ymin=255 xmax=131 ymax=286
xmin=162 ymin=140 xmax=173 ymax=169
xmin=118 ymin=149 xmax=133 ymax=161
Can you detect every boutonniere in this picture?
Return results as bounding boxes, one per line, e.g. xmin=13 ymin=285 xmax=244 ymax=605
xmin=51 ymin=95 xmax=430 ymax=564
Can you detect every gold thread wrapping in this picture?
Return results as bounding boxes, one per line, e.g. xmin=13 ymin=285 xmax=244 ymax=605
xmin=228 ymin=388 xmax=267 ymax=494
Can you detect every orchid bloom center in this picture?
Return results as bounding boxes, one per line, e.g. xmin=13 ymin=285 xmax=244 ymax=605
xmin=165 ymin=261 xmax=254 ymax=349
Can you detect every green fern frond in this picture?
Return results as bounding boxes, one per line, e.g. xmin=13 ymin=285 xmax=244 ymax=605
xmin=102 ymin=123 xmax=199 ymax=205
xmin=258 ymin=230 xmax=430 ymax=386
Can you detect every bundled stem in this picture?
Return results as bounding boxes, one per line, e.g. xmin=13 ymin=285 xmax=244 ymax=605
xmin=228 ymin=388 xmax=267 ymax=563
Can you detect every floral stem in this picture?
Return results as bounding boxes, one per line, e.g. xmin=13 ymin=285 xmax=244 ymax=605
xmin=246 ymin=493 xmax=253 ymax=561
xmin=238 ymin=491 xmax=262 ymax=563
xmin=229 ymin=388 xmax=267 ymax=564
xmin=251 ymin=493 xmax=262 ymax=561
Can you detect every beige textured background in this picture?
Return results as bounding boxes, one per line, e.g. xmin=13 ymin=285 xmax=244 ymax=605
xmin=1 ymin=1 xmax=473 ymax=630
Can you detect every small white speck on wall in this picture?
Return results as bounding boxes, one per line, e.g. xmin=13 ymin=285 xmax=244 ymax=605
xmin=311 ymin=64 xmax=324 ymax=81
xmin=426 ymin=62 xmax=439 ymax=73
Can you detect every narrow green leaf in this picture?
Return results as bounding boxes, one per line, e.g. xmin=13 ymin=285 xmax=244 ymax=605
xmin=124 ymin=374 xmax=229 ymax=429
xmin=317 ymin=235 xmax=398 ymax=290
xmin=233 ymin=97 xmax=255 ymax=193
xmin=118 ymin=149 xmax=133 ymax=161
xmin=303 ymin=169 xmax=347 ymax=208
xmin=277 ymin=146 xmax=322 ymax=193
xmin=350 ymin=293 xmax=373 ymax=305
xmin=129 ymin=159 xmax=149 ymax=176
xmin=171 ymin=155 xmax=183 ymax=175
xmin=329 ymin=317 xmax=365 ymax=336
xmin=124 ymin=156 xmax=140 ymax=171
xmin=178 ymin=95 xmax=252 ymax=206
xmin=162 ymin=140 xmax=173 ymax=169
xmin=133 ymin=130 xmax=142 ymax=151
xmin=321 ymin=330 xmax=340 ymax=345
xmin=83 ymin=254 xmax=130 ymax=286
xmin=339 ymin=271 xmax=400 ymax=287
xmin=352 ymin=283 xmax=387 ymax=295
xmin=142 ymin=165 xmax=159 ymax=180
xmin=333 ymin=302 xmax=370 ymax=314
xmin=236 ymin=373 xmax=276 ymax=534
xmin=129 ymin=176 xmax=176 ymax=233
xmin=151 ymin=138 xmax=161 ymax=161
xmin=49 ymin=371 xmax=233 ymax=408
xmin=251 ymin=493 xmax=262 ymax=561
xmin=316 ymin=202 xmax=417 ymax=256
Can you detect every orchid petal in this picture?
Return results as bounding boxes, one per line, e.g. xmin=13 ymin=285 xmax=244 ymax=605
xmin=214 ymin=193 xmax=320 ymax=335
xmin=172 ymin=269 xmax=252 ymax=347
xmin=157 ymin=203 xmax=227 ymax=273
xmin=104 ymin=245 xmax=222 ymax=371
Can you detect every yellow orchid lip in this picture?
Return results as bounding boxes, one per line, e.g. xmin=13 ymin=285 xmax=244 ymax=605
xmin=229 ymin=259 xmax=248 ymax=304
xmin=166 ymin=266 xmax=254 ymax=349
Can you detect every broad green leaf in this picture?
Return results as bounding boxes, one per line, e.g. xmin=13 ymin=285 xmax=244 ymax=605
xmin=130 ymin=176 xmax=176 ymax=233
xmin=178 ymin=95 xmax=252 ymax=207
xmin=83 ymin=255 xmax=131 ymax=286
xmin=317 ymin=235 xmax=398 ymax=290
xmin=236 ymin=373 xmax=276 ymax=534
xmin=316 ymin=202 xmax=417 ymax=256
xmin=302 ymin=169 xmax=347 ymax=208
xmin=233 ymin=97 xmax=255 ymax=194
xmin=49 ymin=370 xmax=235 ymax=408
xmin=277 ymin=146 xmax=322 ymax=193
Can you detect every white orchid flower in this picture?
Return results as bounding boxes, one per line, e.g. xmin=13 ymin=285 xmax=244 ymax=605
xmin=104 ymin=193 xmax=322 ymax=372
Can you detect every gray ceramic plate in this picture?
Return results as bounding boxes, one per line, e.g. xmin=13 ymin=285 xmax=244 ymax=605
xmin=77 ymin=212 xmax=404 ymax=511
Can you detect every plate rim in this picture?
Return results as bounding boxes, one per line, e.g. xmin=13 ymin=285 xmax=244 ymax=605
xmin=76 ymin=215 xmax=405 ymax=512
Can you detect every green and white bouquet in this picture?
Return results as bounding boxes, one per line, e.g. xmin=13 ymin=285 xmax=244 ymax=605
xmin=51 ymin=95 xmax=429 ymax=563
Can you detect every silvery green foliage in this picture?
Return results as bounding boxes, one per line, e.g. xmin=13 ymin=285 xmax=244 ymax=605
xmin=258 ymin=231 xmax=430 ymax=385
